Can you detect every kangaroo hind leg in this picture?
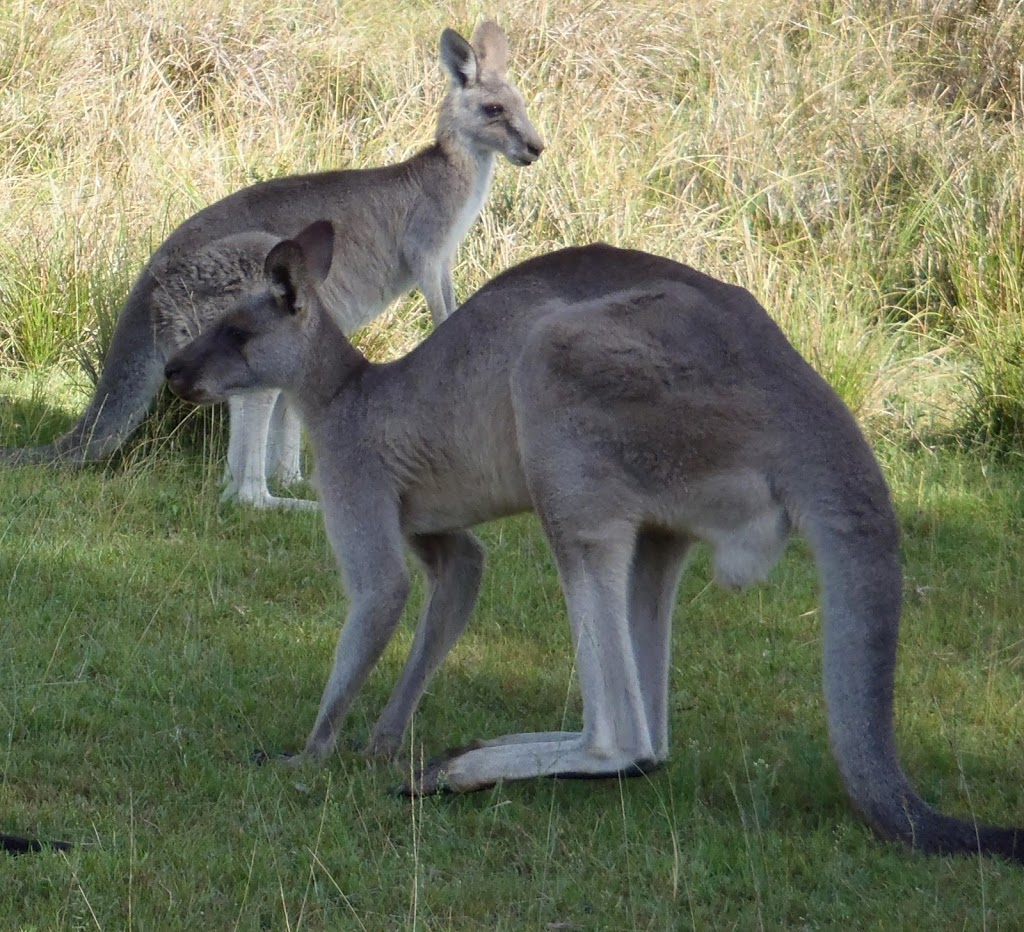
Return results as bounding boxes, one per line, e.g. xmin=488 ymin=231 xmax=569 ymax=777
xmin=628 ymin=528 xmax=694 ymax=761
xmin=223 ymin=392 xmax=316 ymax=510
xmin=265 ymin=392 xmax=305 ymax=489
xmin=403 ymin=519 xmax=659 ymax=794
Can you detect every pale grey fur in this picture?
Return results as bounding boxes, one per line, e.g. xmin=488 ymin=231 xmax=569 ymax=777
xmin=164 ymin=222 xmax=1023 ymax=862
xmin=2 ymin=20 xmax=543 ymax=510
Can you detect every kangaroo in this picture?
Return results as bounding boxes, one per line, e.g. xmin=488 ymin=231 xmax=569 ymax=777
xmin=164 ymin=220 xmax=1023 ymax=862
xmin=2 ymin=21 xmax=543 ymax=509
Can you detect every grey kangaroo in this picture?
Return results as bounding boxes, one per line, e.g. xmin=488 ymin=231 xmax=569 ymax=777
xmin=3 ymin=21 xmax=542 ymax=509
xmin=164 ymin=220 xmax=1023 ymax=862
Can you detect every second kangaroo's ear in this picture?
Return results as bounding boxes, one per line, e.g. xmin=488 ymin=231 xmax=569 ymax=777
xmin=263 ymin=221 xmax=335 ymax=313
xmin=440 ymin=27 xmax=478 ymax=87
xmin=470 ymin=21 xmax=509 ymax=76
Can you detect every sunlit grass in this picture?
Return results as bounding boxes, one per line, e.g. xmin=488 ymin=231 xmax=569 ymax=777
xmin=2 ymin=448 xmax=1024 ymax=928
xmin=4 ymin=0 xmax=1024 ymax=450
xmin=3 ymin=0 xmax=1024 ymax=927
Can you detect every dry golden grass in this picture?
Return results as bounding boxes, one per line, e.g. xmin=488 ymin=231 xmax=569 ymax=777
xmin=1 ymin=0 xmax=1023 ymax=445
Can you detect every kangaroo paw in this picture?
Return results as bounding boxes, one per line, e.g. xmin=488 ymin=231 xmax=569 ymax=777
xmin=393 ymin=739 xmax=490 ymax=796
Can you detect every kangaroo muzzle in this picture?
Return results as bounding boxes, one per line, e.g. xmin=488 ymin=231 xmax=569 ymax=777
xmin=164 ymin=354 xmax=211 ymax=404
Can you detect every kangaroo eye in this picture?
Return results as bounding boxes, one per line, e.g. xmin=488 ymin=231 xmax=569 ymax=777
xmin=481 ymin=103 xmax=505 ymax=118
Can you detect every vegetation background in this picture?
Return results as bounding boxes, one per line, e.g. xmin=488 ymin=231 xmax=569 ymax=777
xmin=1 ymin=0 xmax=1023 ymax=928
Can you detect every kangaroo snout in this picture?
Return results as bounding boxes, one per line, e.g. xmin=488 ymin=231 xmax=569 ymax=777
xmin=519 ymin=139 xmax=544 ymax=165
xmin=164 ymin=356 xmax=204 ymax=403
xmin=513 ymin=131 xmax=544 ymax=166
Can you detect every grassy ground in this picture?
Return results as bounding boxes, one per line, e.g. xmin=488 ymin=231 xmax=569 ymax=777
xmin=2 ymin=0 xmax=1024 ymax=928
xmin=2 ymin=433 xmax=1024 ymax=929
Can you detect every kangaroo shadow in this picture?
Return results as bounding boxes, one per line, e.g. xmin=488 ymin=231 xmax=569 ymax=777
xmin=0 ymin=382 xmax=229 ymax=459
xmin=0 ymin=392 xmax=76 ymax=447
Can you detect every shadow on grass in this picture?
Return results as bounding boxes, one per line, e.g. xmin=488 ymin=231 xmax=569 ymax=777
xmin=0 ymin=393 xmax=76 ymax=447
xmin=3 ymin=447 xmax=1023 ymax=860
xmin=0 ymin=384 xmax=229 ymax=461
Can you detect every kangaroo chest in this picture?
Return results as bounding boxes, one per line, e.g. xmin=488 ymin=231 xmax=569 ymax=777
xmin=445 ymin=157 xmax=495 ymax=254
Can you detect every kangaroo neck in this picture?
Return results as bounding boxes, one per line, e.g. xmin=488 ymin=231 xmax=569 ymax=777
xmin=425 ymin=135 xmax=495 ymax=247
xmin=432 ymin=115 xmax=497 ymax=201
xmin=291 ymin=315 xmax=369 ymax=419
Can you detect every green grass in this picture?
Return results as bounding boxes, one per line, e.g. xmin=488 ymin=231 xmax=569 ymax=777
xmin=3 ymin=0 xmax=1024 ymax=927
xmin=2 ymin=436 xmax=1024 ymax=929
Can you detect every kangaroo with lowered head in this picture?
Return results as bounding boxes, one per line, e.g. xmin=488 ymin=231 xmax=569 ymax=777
xmin=165 ymin=220 xmax=1023 ymax=862
xmin=2 ymin=21 xmax=542 ymax=509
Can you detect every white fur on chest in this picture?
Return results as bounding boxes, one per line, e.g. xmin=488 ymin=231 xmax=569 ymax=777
xmin=447 ymin=154 xmax=495 ymax=254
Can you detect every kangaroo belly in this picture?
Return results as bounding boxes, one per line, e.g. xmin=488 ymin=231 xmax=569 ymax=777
xmin=662 ymin=469 xmax=792 ymax=589
xmin=401 ymin=468 xmax=532 ymax=534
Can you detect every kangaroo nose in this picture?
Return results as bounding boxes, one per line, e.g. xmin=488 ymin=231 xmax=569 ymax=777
xmin=526 ymin=140 xmax=544 ymax=159
xmin=164 ymin=359 xmax=192 ymax=397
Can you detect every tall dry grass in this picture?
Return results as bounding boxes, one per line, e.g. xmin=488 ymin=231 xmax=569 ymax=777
xmin=1 ymin=0 xmax=1023 ymax=449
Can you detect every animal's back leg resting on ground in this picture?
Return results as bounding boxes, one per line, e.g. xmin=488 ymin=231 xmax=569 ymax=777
xmin=164 ymin=223 xmax=1023 ymax=862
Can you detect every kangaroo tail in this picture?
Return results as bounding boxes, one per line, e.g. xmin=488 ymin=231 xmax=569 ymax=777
xmin=1 ymin=832 xmax=72 ymax=855
xmin=1 ymin=274 xmax=166 ymax=465
xmin=804 ymin=503 xmax=1023 ymax=863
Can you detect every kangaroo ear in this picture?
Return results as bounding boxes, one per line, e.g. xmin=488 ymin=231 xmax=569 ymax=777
xmin=440 ymin=27 xmax=477 ymax=87
xmin=264 ymin=240 xmax=303 ymax=312
xmin=292 ymin=219 xmax=335 ymax=285
xmin=470 ymin=21 xmax=509 ymax=76
xmin=264 ymin=221 xmax=335 ymax=313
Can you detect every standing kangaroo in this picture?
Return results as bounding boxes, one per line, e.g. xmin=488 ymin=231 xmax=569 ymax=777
xmin=2 ymin=21 xmax=543 ymax=509
xmin=165 ymin=221 xmax=1023 ymax=862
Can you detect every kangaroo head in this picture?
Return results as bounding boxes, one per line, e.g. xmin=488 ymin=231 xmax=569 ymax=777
xmin=165 ymin=222 xmax=337 ymax=404
xmin=438 ymin=21 xmax=544 ymax=166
